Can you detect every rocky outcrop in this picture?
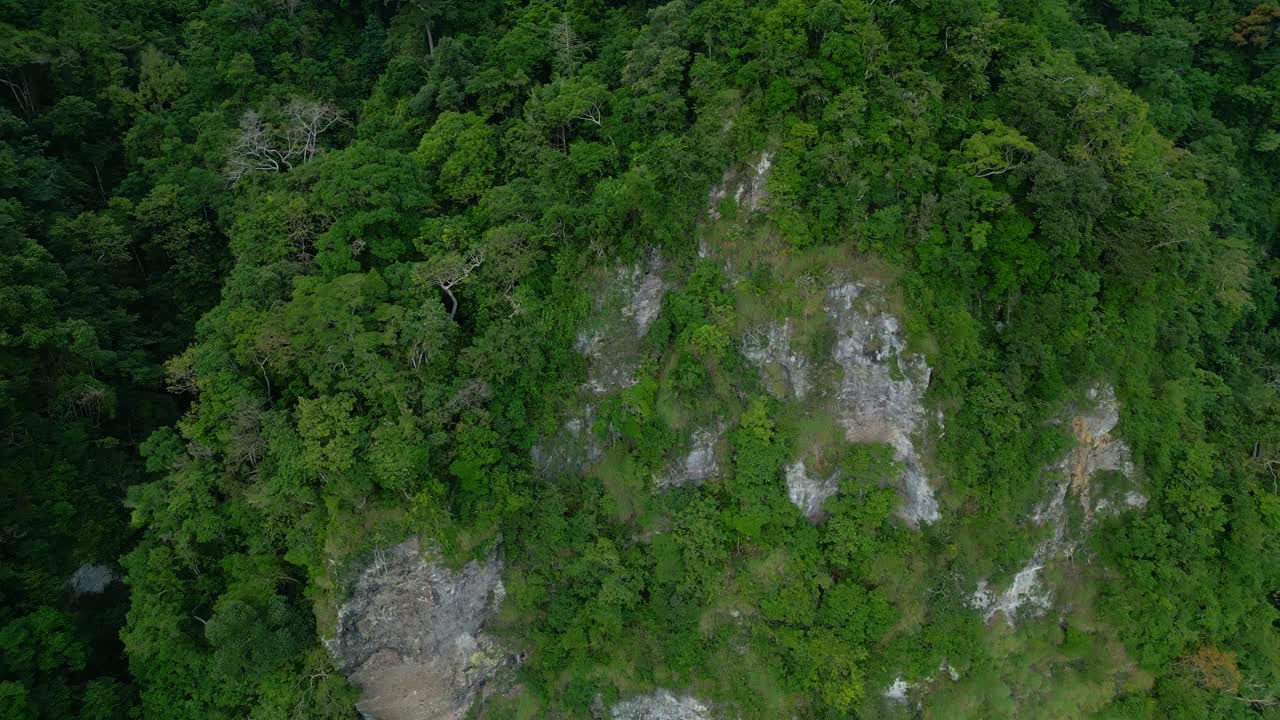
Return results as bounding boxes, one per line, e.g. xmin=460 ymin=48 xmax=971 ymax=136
xmin=531 ymin=404 xmax=605 ymax=475
xmin=972 ymin=385 xmax=1139 ymax=624
xmin=884 ymin=676 xmax=912 ymax=704
xmin=329 ymin=539 xmax=515 ymax=720
xmin=621 ymin=257 xmax=666 ymax=338
xmin=612 ymin=690 xmax=714 ymax=720
xmin=534 ymin=250 xmax=667 ymax=476
xmin=708 ymin=151 xmax=773 ymax=221
xmin=746 ymin=280 xmax=939 ymax=527
xmin=825 ymin=282 xmax=938 ymax=527
xmin=579 ymin=248 xmax=667 ymax=396
xmin=740 ymin=320 xmax=812 ymax=400
xmin=785 ymin=460 xmax=841 ymax=521
xmin=881 ymin=663 xmax=959 ymax=708
xmin=661 ymin=425 xmax=725 ymax=489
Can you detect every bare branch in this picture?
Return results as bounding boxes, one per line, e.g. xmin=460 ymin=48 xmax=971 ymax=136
xmin=225 ymin=99 xmax=345 ymax=184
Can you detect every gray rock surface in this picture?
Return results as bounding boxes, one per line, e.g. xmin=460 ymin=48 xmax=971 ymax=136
xmin=532 ymin=403 xmax=605 ymax=475
xmin=661 ymin=426 xmax=725 ymax=488
xmin=784 ymin=460 xmax=841 ymax=521
xmin=824 ymin=282 xmax=938 ymax=527
xmin=67 ymin=563 xmax=117 ymax=595
xmin=534 ymin=250 xmax=666 ymax=475
xmin=578 ymin=249 xmax=666 ymax=396
xmin=708 ymin=151 xmax=772 ymax=220
xmin=329 ymin=539 xmax=514 ymax=720
xmin=612 ymin=690 xmax=713 ymax=720
xmin=621 ymin=256 xmax=666 ymax=337
xmin=883 ymin=676 xmax=912 ymax=704
xmin=740 ymin=319 xmax=811 ymax=400
xmin=745 ymin=280 xmax=939 ymax=526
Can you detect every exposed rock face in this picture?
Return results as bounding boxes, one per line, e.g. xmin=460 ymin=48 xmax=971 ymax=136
xmin=67 ymin=563 xmax=118 ymax=595
xmin=881 ymin=663 xmax=959 ymax=707
xmin=740 ymin=319 xmax=811 ymax=399
xmin=578 ymin=249 xmax=666 ymax=396
xmin=884 ymin=676 xmax=912 ymax=704
xmin=973 ymin=384 xmax=1138 ymax=624
xmin=825 ymin=283 xmax=938 ymax=527
xmin=534 ymin=250 xmax=666 ymax=475
xmin=743 ymin=280 xmax=939 ymax=526
xmin=612 ymin=690 xmax=713 ymax=720
xmin=661 ymin=426 xmax=725 ymax=489
xmin=622 ymin=257 xmax=666 ymax=337
xmin=330 ymin=539 xmax=514 ymax=720
xmin=785 ymin=460 xmax=840 ymax=521
xmin=532 ymin=404 xmax=605 ymax=476
xmin=708 ymin=151 xmax=773 ymax=220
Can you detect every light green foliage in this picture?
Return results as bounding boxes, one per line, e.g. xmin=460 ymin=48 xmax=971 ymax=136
xmin=958 ymin=120 xmax=1038 ymax=179
xmin=296 ymin=393 xmax=366 ymax=478
xmin=672 ymin=497 xmax=729 ymax=600
xmin=415 ymin=111 xmax=497 ymax=203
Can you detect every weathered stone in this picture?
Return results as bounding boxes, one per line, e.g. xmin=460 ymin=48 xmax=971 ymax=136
xmin=707 ymin=151 xmax=773 ymax=220
xmin=621 ymin=251 xmax=666 ymax=336
xmin=745 ymin=280 xmax=939 ymax=526
xmin=579 ymin=249 xmax=666 ymax=396
xmin=661 ymin=426 xmax=724 ymax=489
xmin=612 ymin=690 xmax=714 ymax=720
xmin=534 ymin=250 xmax=667 ymax=476
xmin=531 ymin=403 xmax=605 ymax=475
xmin=740 ymin=319 xmax=811 ymax=400
xmin=883 ymin=677 xmax=912 ymax=704
xmin=784 ymin=460 xmax=840 ymax=521
xmin=824 ymin=282 xmax=938 ymax=527
xmin=329 ymin=539 xmax=515 ymax=720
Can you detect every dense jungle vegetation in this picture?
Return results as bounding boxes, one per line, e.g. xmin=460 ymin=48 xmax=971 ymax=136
xmin=2 ymin=0 xmax=1279 ymax=717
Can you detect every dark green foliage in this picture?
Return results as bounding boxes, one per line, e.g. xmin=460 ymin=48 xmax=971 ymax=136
xmin=2 ymin=0 xmax=1278 ymax=718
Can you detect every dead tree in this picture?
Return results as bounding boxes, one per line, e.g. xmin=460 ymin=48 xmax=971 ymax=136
xmin=224 ymin=98 xmax=344 ymax=184
xmin=551 ymin=17 xmax=589 ymax=78
xmin=225 ymin=111 xmax=286 ymax=182
xmin=273 ymin=0 xmax=303 ymax=18
xmin=283 ymin=98 xmax=344 ymax=164
xmin=0 ymin=72 xmax=35 ymax=117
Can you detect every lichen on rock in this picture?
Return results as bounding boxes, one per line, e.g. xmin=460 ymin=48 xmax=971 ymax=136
xmin=329 ymin=538 xmax=515 ymax=720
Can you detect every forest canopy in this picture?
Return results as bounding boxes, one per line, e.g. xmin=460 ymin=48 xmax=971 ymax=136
xmin=1 ymin=0 xmax=1278 ymax=718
